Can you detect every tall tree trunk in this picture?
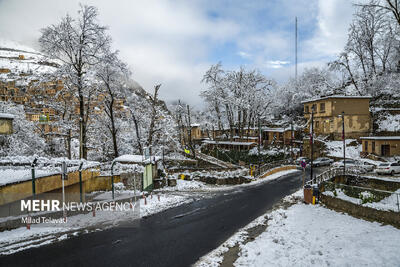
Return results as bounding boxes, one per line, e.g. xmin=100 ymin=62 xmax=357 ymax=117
xmin=147 ymin=84 xmax=161 ymax=155
xmin=130 ymin=109 xmax=143 ymax=155
xmin=108 ymin=95 xmax=119 ymax=159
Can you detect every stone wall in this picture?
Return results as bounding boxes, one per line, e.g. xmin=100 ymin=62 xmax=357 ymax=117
xmin=320 ymin=194 xmax=400 ymax=229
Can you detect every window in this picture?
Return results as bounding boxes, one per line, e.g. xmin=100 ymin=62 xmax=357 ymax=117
xmin=315 ymin=121 xmax=319 ymax=128
xmin=320 ymin=103 xmax=325 ymax=112
xmin=372 ymin=141 xmax=375 ymax=153
xmin=364 ymin=141 xmax=368 ymax=151
xmin=305 ymin=106 xmax=309 ymax=113
xmin=312 ymin=104 xmax=317 ymax=112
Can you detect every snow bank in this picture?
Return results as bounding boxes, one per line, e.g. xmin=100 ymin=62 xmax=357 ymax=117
xmin=324 ymin=188 xmax=400 ymax=212
xmin=376 ymin=114 xmax=400 ymax=132
xmin=324 ymin=139 xmax=361 ymax=159
xmin=235 ymin=204 xmax=400 ymax=266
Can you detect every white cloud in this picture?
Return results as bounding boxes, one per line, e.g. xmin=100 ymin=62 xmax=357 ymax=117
xmin=0 ymin=0 xmax=358 ymax=106
xmin=302 ymin=0 xmax=354 ymax=59
xmin=0 ymin=0 xmax=239 ymax=106
xmin=238 ymin=51 xmax=251 ymax=59
xmin=265 ymin=60 xmax=290 ymax=69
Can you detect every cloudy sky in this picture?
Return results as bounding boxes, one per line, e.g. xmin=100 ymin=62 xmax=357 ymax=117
xmin=0 ymin=0 xmax=357 ymax=107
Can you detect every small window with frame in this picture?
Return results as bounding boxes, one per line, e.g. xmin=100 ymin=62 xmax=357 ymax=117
xmin=320 ymin=103 xmax=325 ymax=113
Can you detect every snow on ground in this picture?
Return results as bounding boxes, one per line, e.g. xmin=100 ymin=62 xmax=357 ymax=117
xmin=195 ymin=212 xmax=269 ymax=267
xmin=161 ymin=179 xmax=208 ymax=191
xmin=235 ymin=204 xmax=400 ymax=267
xmin=168 ymin=169 xmax=249 ymax=180
xmin=0 ymin=39 xmax=37 ymax=53
xmin=163 ymin=169 xmax=300 ymax=193
xmin=324 ymin=139 xmax=361 ymax=159
xmin=363 ymin=174 xmax=400 ymax=182
xmin=376 ymin=113 xmax=400 ymax=132
xmin=0 ymin=39 xmax=58 ymax=76
xmin=196 ymin=189 xmax=400 ymax=267
xmin=323 ymin=188 xmax=400 ymax=212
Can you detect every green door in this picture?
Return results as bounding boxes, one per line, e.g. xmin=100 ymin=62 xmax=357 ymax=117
xmin=143 ymin=164 xmax=153 ymax=191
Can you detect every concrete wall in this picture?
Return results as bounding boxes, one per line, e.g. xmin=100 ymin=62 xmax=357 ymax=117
xmin=260 ymin=165 xmax=297 ymax=178
xmin=320 ymin=194 xmax=400 ymax=229
xmin=0 ymin=168 xmax=100 ymax=205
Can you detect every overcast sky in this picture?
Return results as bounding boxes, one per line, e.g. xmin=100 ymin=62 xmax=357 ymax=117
xmin=0 ymin=0 xmax=357 ymax=107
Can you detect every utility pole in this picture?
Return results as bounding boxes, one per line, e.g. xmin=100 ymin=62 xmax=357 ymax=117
xmin=290 ymin=121 xmax=294 ymax=162
xmin=342 ymin=111 xmax=346 ymax=176
xmin=310 ymin=107 xmax=314 ymax=183
xmin=295 ymin=17 xmax=298 ymax=82
xmin=258 ymin=117 xmax=261 ymax=176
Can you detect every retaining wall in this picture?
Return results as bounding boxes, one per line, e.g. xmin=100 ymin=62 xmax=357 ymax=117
xmin=260 ymin=165 xmax=298 ymax=178
xmin=320 ymin=194 xmax=400 ymax=229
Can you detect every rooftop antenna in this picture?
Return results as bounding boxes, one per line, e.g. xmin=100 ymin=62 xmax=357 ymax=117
xmin=295 ymin=16 xmax=298 ymax=83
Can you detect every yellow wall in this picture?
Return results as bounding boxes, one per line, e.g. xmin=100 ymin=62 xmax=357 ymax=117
xmin=362 ymin=139 xmax=400 ymax=156
xmin=0 ymin=168 xmax=100 ymax=205
xmin=260 ymin=165 xmax=297 ymax=178
xmin=0 ymin=119 xmax=13 ymax=134
xmin=304 ymin=98 xmax=371 ymax=138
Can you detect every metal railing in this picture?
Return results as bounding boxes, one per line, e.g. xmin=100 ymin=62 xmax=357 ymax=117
xmin=322 ymin=181 xmax=400 ymax=212
xmin=311 ymin=166 xmax=365 ymax=185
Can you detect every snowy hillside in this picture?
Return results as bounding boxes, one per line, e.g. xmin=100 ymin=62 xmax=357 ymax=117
xmin=0 ymin=39 xmax=58 ymax=78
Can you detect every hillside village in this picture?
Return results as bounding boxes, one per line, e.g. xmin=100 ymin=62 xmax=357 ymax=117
xmin=0 ymin=1 xmax=400 ymax=266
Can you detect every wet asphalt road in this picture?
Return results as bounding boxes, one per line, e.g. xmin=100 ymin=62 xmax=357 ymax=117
xmin=0 ymin=169 xmax=312 ymax=267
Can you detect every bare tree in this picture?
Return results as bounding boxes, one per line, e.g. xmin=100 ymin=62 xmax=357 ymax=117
xmin=95 ymin=49 xmax=129 ymax=159
xmin=39 ymin=5 xmax=111 ymax=159
xmin=357 ymin=0 xmax=400 ymax=26
xmin=147 ymin=84 xmax=161 ymax=155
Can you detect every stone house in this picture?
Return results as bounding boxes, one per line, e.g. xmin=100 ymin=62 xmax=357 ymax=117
xmin=0 ymin=113 xmax=13 ymax=134
xmin=360 ymin=136 xmax=400 ymax=157
xmin=302 ymin=95 xmax=372 ymax=140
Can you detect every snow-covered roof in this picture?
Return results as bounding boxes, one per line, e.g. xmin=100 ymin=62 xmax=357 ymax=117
xmin=114 ymin=154 xmax=161 ymax=163
xmin=301 ymin=95 xmax=372 ymax=104
xmin=203 ymin=140 xmax=257 ymax=146
xmin=262 ymin=127 xmax=285 ymax=133
xmin=360 ymin=136 xmax=400 ymax=140
xmin=190 ymin=123 xmax=200 ymax=127
xmin=0 ymin=113 xmax=14 ymax=119
xmin=232 ymin=136 xmax=258 ymax=139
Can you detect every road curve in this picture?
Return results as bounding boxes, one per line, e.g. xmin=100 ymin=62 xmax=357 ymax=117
xmin=0 ymin=170 xmax=307 ymax=267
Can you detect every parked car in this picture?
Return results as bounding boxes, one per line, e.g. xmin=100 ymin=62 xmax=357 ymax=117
xmin=332 ymin=159 xmax=357 ymax=168
xmin=313 ymin=157 xmax=334 ymax=167
xmin=295 ymin=157 xmax=310 ymax=165
xmin=376 ymin=162 xmax=400 ymax=175
xmin=358 ymin=161 xmax=376 ymax=172
xmin=332 ymin=159 xmax=376 ymax=173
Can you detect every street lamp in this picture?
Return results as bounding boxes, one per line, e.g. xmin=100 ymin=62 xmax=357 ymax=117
xmin=310 ymin=105 xmax=315 ymax=183
xmin=339 ymin=111 xmax=345 ymax=175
